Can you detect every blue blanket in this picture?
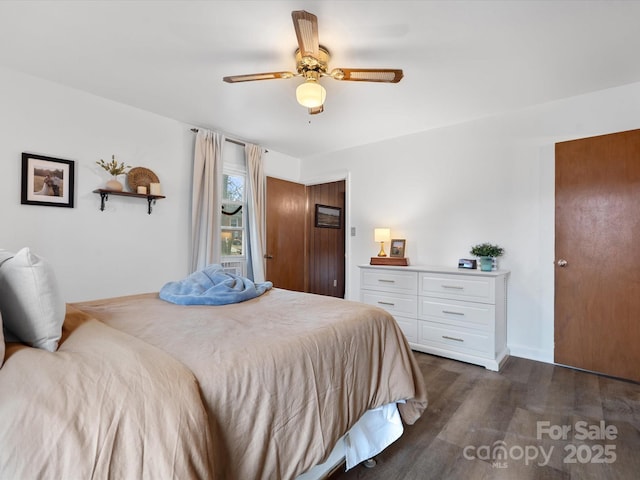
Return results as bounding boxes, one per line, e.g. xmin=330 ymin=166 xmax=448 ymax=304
xmin=159 ymin=264 xmax=273 ymax=306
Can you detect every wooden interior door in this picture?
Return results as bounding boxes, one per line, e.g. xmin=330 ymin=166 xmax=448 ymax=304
xmin=555 ymin=129 xmax=640 ymax=382
xmin=265 ymin=177 xmax=307 ymax=291
xmin=307 ymin=181 xmax=345 ymax=298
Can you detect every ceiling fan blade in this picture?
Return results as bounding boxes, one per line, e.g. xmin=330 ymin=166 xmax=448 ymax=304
xmin=292 ymin=10 xmax=319 ymax=58
xmin=223 ymin=71 xmax=295 ymax=83
xmin=308 ymin=105 xmax=324 ymax=115
xmin=330 ymin=68 xmax=404 ymax=83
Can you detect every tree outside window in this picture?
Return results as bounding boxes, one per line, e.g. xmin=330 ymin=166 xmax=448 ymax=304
xmin=221 ymin=173 xmax=245 ymax=257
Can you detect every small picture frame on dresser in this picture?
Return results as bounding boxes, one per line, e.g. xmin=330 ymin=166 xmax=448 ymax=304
xmin=390 ymin=239 xmax=406 ymax=257
xmin=458 ymin=258 xmax=477 ymax=269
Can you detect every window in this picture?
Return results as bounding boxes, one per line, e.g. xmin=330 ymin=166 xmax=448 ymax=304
xmin=221 ymin=144 xmax=247 ymax=275
xmin=221 ymin=173 xmax=244 ymax=257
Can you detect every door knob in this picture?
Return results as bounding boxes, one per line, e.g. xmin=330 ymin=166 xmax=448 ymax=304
xmin=557 ymin=259 xmax=568 ymax=267
xmin=264 ymin=254 xmax=274 ymax=259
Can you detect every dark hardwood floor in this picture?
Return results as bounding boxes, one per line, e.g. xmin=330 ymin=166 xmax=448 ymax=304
xmin=330 ymin=352 xmax=640 ymax=479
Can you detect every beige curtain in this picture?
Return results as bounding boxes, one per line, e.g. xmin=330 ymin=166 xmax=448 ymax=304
xmin=190 ymin=129 xmax=225 ymax=272
xmin=245 ymin=143 xmax=266 ymax=282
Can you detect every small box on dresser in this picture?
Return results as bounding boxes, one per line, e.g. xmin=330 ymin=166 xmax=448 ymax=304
xmin=359 ymin=265 xmax=509 ymax=371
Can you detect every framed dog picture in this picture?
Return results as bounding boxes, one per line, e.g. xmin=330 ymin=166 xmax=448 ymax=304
xmin=21 ymin=153 xmax=75 ymax=208
xmin=390 ymin=239 xmax=406 ymax=257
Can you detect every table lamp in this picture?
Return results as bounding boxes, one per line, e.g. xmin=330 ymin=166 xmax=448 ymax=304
xmin=374 ymin=228 xmax=391 ymax=257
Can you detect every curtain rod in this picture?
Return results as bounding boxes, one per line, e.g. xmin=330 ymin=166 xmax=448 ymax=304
xmin=190 ymin=128 xmax=263 ymax=150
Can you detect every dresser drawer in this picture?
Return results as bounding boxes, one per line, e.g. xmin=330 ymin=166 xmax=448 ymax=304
xmin=361 ymin=291 xmax=418 ymax=317
xmin=419 ymin=273 xmax=494 ymax=303
xmin=419 ymin=297 xmax=494 ymax=330
xmin=361 ymin=269 xmax=418 ymax=294
xmin=393 ymin=315 xmax=418 ymax=344
xmin=418 ymin=321 xmax=492 ymax=358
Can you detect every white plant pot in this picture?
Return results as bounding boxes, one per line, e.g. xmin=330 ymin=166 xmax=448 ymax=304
xmin=105 ymin=178 xmax=123 ymax=191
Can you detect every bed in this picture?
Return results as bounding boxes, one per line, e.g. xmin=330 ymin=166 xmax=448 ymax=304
xmin=0 ymin=249 xmax=428 ymax=479
xmin=0 ymin=306 xmax=215 ymax=478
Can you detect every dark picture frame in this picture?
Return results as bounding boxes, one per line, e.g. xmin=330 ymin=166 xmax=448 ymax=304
xmin=315 ymin=204 xmax=342 ymax=229
xmin=390 ymin=239 xmax=406 ymax=257
xmin=21 ymin=153 xmax=75 ymax=208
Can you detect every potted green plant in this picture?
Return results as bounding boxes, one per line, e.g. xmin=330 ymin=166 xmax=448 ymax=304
xmin=470 ymin=243 xmax=504 ymax=271
xmin=96 ymin=155 xmax=131 ymax=191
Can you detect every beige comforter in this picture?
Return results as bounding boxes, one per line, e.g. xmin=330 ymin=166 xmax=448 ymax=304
xmin=0 ymin=306 xmax=215 ymax=479
xmin=73 ymin=288 xmax=428 ymax=480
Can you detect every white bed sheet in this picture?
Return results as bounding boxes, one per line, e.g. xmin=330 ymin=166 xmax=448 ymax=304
xmin=297 ymin=402 xmax=404 ymax=479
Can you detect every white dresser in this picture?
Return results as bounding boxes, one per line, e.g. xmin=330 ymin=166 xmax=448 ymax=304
xmin=359 ymin=265 xmax=509 ymax=371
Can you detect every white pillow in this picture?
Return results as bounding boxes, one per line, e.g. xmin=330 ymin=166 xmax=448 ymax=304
xmin=0 ymin=250 xmax=12 ymax=264
xmin=0 ymin=248 xmax=65 ymax=352
xmin=0 ymin=310 xmax=4 ymax=368
xmin=0 ymin=249 xmax=13 ymax=365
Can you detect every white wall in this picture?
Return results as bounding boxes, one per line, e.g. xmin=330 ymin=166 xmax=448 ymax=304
xmin=264 ymin=150 xmax=301 ymax=182
xmin=0 ymin=67 xmax=193 ymax=301
xmin=300 ymin=81 xmax=640 ymax=363
xmin=0 ymin=67 xmax=300 ymax=302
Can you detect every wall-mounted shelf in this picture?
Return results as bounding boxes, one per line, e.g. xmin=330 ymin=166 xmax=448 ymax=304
xmin=93 ymin=189 xmax=166 ymax=215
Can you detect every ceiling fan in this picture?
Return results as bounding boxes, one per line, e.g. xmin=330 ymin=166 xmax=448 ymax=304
xmin=223 ymin=10 xmax=404 ymax=115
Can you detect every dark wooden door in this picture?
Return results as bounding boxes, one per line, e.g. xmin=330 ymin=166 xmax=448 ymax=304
xmin=307 ymin=181 xmax=345 ymax=298
xmin=555 ymin=129 xmax=640 ymax=382
xmin=265 ymin=177 xmax=306 ymax=291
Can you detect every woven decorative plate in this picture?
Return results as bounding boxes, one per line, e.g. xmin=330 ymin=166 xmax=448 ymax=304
xmin=127 ymin=167 xmax=159 ymax=192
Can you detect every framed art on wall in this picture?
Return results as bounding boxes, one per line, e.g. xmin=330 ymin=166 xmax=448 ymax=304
xmin=315 ymin=204 xmax=341 ymax=228
xmin=390 ymin=239 xmax=406 ymax=257
xmin=21 ymin=153 xmax=75 ymax=208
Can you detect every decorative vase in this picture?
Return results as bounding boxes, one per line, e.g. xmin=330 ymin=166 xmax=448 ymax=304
xmin=479 ymin=256 xmax=493 ymax=272
xmin=105 ymin=177 xmax=123 ymax=191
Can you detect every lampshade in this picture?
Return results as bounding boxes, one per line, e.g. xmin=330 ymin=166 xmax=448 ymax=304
xmin=296 ymin=78 xmax=326 ymax=108
xmin=374 ymin=228 xmax=391 ymax=243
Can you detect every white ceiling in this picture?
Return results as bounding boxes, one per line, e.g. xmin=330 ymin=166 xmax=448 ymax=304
xmin=1 ymin=0 xmax=640 ymax=159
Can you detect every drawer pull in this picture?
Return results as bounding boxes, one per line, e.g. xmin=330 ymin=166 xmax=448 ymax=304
xmin=442 ymin=335 xmax=464 ymax=342
xmin=378 ymin=279 xmax=395 ymax=283
xmin=442 ymin=310 xmax=465 ymax=316
xmin=442 ymin=285 xmax=464 ymax=290
xmin=378 ymin=301 xmax=395 ymax=306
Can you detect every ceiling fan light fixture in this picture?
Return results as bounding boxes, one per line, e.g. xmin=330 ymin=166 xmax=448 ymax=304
xmin=222 ymin=10 xmax=403 ymax=115
xmin=296 ymin=78 xmax=326 ymax=108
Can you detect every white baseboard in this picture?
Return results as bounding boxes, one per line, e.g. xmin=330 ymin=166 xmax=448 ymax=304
xmin=507 ymin=343 xmax=553 ymax=364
